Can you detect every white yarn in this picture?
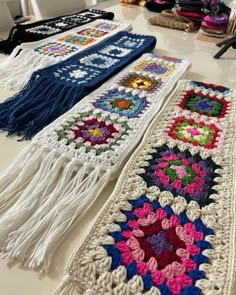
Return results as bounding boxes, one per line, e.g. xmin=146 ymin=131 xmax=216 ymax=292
xmin=0 ymin=19 xmax=131 ymax=91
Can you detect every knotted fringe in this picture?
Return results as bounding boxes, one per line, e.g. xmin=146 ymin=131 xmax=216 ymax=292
xmin=53 ymin=275 xmax=78 ymax=295
xmin=0 ymin=49 xmax=54 ymax=91
xmin=0 ymin=144 xmax=111 ymax=272
xmin=0 ymin=74 xmax=83 ymax=140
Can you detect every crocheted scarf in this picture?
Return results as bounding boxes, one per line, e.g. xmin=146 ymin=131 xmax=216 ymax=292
xmin=0 ymin=19 xmax=131 ymax=91
xmin=0 ymin=31 xmax=153 ymax=140
xmin=0 ymin=9 xmax=114 ymax=54
xmin=0 ymin=54 xmax=190 ymax=273
xmin=54 ymin=80 xmax=236 ymax=295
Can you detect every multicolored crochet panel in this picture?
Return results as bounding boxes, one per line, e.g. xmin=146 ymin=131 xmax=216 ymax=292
xmin=35 ymin=54 xmax=190 ymax=165
xmin=33 ymin=19 xmax=130 ymax=58
xmin=59 ymin=80 xmax=236 ymax=294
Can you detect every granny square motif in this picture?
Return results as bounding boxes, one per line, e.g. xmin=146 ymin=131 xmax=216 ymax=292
xmin=99 ymin=45 xmax=131 ymax=57
xmin=57 ymin=34 xmax=95 ymax=46
xmin=93 ymin=88 xmax=150 ymax=119
xmin=77 ymin=27 xmax=108 ymax=38
xmin=80 ymin=54 xmax=119 ymax=69
xmin=26 ymin=25 xmax=61 ymax=35
xmin=134 ymin=59 xmax=176 ymax=77
xmin=119 ymin=73 xmax=163 ymax=92
xmin=139 ymin=145 xmax=219 ymax=207
xmin=34 ymin=42 xmax=77 ymax=57
xmin=95 ymin=22 xmax=119 ymax=31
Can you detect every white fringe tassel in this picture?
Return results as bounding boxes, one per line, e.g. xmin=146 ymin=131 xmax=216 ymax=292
xmin=0 ymin=144 xmax=111 ymax=272
xmin=0 ymin=49 xmax=53 ymax=91
xmin=53 ymin=275 xmax=77 ymax=295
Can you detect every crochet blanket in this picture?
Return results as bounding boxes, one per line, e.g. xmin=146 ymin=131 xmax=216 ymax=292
xmin=0 ymin=54 xmax=190 ymax=272
xmin=0 ymin=9 xmax=114 ymax=54
xmin=0 ymin=31 xmax=153 ymax=139
xmin=54 ymin=80 xmax=236 ymax=295
xmin=0 ymin=19 xmax=131 ymax=91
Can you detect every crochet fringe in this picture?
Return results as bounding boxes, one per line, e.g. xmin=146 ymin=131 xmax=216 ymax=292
xmin=0 ymin=20 xmax=131 ymax=91
xmin=0 ymin=144 xmax=110 ymax=272
xmin=0 ymin=49 xmax=53 ymax=91
xmin=0 ymin=74 xmax=86 ymax=139
xmin=0 ymin=32 xmax=156 ymax=139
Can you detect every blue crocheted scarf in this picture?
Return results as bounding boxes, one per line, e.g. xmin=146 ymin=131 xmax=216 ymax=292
xmin=0 ymin=31 xmax=156 ymax=140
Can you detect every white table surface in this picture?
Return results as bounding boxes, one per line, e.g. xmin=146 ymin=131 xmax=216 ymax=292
xmin=0 ymin=1 xmax=236 ymax=294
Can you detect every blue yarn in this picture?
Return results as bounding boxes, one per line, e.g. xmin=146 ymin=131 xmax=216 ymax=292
xmin=103 ymin=245 xmax=122 ymax=269
xmin=188 ymin=270 xmax=205 ymax=281
xmin=117 ymin=222 xmax=130 ymax=231
xmin=129 ymin=195 xmax=150 ymax=208
xmin=196 ymin=240 xmax=212 ymax=250
xmin=159 ymin=283 xmax=171 ymax=295
xmin=179 ymin=212 xmax=189 ymax=225
xmin=193 ymin=254 xmax=208 ymax=265
xmin=122 ymin=210 xmax=137 ymax=220
xmin=180 ymin=286 xmax=201 ymax=295
xmin=142 ymin=273 xmax=153 ymax=290
xmin=152 ymin=200 xmax=161 ymax=210
xmin=111 ymin=231 xmax=124 ymax=242
xmin=164 ymin=205 xmax=174 ymax=217
xmin=0 ymin=31 xmax=156 ymax=139
xmin=126 ymin=262 xmax=137 ymax=279
xmin=193 ymin=219 xmax=214 ymax=236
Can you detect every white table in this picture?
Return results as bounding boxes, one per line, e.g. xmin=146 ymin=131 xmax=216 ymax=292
xmin=0 ymin=1 xmax=235 ymax=294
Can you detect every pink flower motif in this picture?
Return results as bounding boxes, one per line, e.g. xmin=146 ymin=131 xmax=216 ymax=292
xmin=137 ymin=262 xmax=148 ymax=275
xmin=172 ymin=179 xmax=182 ymax=190
xmin=132 ymin=229 xmax=144 ymax=237
xmin=187 ymin=244 xmax=200 ymax=256
xmin=192 ymin=163 xmax=205 ymax=175
xmin=147 ymin=212 xmax=158 ymax=224
xmin=166 ymin=278 xmax=182 ymax=295
xmin=158 ymin=162 xmax=169 ymax=168
xmin=155 ymin=169 xmax=166 ymax=178
xmin=127 ymin=220 xmax=140 ymax=229
xmin=163 ymin=154 xmax=178 ymax=161
xmin=152 ymin=270 xmax=165 ymax=286
xmin=122 ymin=251 xmax=134 ymax=266
xmin=132 ymin=248 xmax=145 ymax=262
xmin=182 ymin=158 xmax=190 ymax=165
xmin=138 ymin=217 xmax=149 ymax=226
xmin=161 ymin=218 xmax=172 ymax=230
xmin=147 ymin=257 xmax=158 ymax=273
xmin=176 ymin=274 xmax=193 ymax=289
xmin=162 ymin=264 xmax=175 ymax=279
xmin=190 ymin=231 xmax=204 ymax=241
xmin=126 ymin=237 xmax=140 ymax=250
xmin=170 ymin=214 xmax=180 ymax=227
xmin=156 ymin=208 xmax=167 ymax=220
xmin=122 ymin=230 xmax=133 ymax=238
xmin=143 ymin=202 xmax=153 ymax=215
xmin=176 ymin=248 xmax=190 ymax=259
xmin=184 ymin=223 xmax=197 ymax=234
xmin=194 ymin=176 xmax=204 ymax=185
xmin=171 ymin=261 xmax=186 ymax=276
xmin=116 ymin=241 xmax=130 ymax=253
xmin=160 ymin=175 xmax=170 ymax=185
xmin=134 ymin=208 xmax=145 ymax=218
xmin=182 ymin=258 xmax=197 ymax=271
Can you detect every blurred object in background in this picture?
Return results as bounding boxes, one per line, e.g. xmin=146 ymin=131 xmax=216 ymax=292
xmin=0 ymin=0 xmax=15 ymax=31
xmin=31 ymin=0 xmax=86 ymax=20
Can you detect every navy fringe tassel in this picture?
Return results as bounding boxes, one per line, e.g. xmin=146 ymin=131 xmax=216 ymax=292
xmin=0 ymin=32 xmax=156 ymax=139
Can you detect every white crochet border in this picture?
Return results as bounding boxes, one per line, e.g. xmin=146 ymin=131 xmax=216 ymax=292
xmin=59 ymin=80 xmax=236 ymax=295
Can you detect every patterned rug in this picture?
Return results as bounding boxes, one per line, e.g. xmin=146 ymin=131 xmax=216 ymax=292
xmin=55 ymin=80 xmax=236 ymax=295
xmin=0 ymin=54 xmax=190 ymax=273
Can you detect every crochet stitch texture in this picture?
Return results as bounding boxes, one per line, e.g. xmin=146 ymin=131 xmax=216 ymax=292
xmin=54 ymin=80 xmax=236 ymax=295
xmin=0 ymin=19 xmax=131 ymax=91
xmin=0 ymin=9 xmax=114 ymax=54
xmin=0 ymin=54 xmax=190 ymax=272
xmin=0 ymin=31 xmax=154 ymax=139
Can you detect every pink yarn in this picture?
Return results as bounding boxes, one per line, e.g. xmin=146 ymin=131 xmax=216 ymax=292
xmin=152 ymin=270 xmax=165 ymax=285
xmin=182 ymin=258 xmax=197 ymax=271
xmin=156 ymin=208 xmax=167 ymax=220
